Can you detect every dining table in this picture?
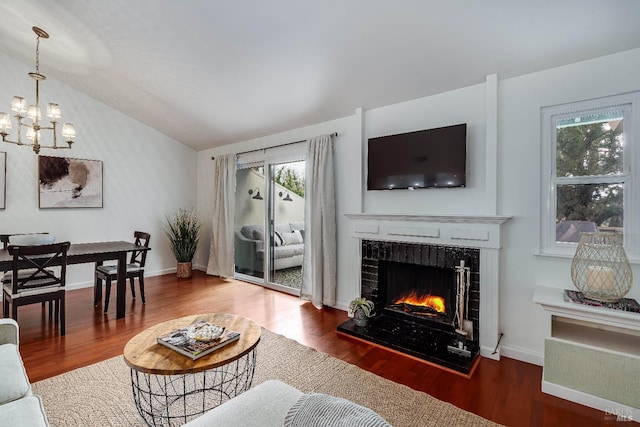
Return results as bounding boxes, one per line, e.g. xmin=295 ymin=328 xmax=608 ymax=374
xmin=0 ymin=240 xmax=150 ymax=319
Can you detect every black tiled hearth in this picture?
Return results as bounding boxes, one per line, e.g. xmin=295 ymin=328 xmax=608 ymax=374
xmin=337 ymin=316 xmax=479 ymax=374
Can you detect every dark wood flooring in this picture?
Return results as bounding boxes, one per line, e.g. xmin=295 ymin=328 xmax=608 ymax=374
xmin=11 ymin=271 xmax=630 ymax=426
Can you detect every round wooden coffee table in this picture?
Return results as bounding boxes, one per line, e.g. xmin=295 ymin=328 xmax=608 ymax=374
xmin=123 ymin=313 xmax=261 ymax=426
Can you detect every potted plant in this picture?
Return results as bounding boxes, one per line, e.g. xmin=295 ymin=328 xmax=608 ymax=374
xmin=348 ymin=297 xmax=375 ymax=327
xmin=165 ymin=208 xmax=202 ymax=278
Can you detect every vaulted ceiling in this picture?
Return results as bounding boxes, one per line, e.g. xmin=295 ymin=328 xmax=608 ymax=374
xmin=1 ymin=1 xmax=639 ymax=151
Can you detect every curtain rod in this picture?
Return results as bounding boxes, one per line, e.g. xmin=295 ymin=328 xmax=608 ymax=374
xmin=211 ymin=132 xmax=338 ymax=160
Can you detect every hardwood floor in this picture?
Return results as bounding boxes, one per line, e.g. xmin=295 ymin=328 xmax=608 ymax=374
xmin=13 ymin=271 xmax=628 ymax=426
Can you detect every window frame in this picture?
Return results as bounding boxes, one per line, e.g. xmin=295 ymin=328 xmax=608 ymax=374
xmin=540 ymin=91 xmax=640 ymax=262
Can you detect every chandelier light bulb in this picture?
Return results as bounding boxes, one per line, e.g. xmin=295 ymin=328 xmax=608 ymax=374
xmin=10 ymin=96 xmax=27 ymax=114
xmin=61 ymin=123 xmax=76 ymax=140
xmin=0 ymin=113 xmax=12 ymax=132
xmin=26 ymin=127 xmax=41 ymax=141
xmin=27 ymin=104 xmax=41 ymax=121
xmin=46 ymin=103 xmax=62 ymax=120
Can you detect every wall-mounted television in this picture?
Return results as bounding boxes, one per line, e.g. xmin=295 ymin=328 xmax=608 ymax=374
xmin=367 ymin=123 xmax=467 ymax=190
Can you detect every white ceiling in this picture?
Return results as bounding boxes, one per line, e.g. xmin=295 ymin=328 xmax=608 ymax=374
xmin=1 ymin=1 xmax=639 ymax=151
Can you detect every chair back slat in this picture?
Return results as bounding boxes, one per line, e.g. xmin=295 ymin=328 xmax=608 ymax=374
xmin=130 ymin=231 xmax=151 ymax=267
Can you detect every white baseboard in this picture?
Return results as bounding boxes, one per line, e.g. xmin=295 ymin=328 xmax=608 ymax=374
xmin=480 ymin=346 xmax=500 ymax=361
xmin=542 ymin=380 xmax=638 ymax=422
xmin=500 ymin=345 xmax=544 ymax=366
xmin=334 ymin=301 xmax=348 ymax=311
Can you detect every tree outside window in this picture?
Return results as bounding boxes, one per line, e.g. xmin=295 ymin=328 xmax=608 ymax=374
xmin=554 ymin=111 xmax=625 ymax=243
xmin=273 ymin=164 xmax=305 ymax=198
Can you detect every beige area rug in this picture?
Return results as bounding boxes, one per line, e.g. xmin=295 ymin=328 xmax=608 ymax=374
xmin=32 ymin=329 xmax=500 ymax=427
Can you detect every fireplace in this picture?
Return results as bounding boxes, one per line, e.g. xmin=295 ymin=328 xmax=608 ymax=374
xmin=338 ymin=240 xmax=481 ymax=375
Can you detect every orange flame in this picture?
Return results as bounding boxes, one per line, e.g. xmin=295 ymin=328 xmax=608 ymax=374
xmin=393 ymin=291 xmax=446 ymax=313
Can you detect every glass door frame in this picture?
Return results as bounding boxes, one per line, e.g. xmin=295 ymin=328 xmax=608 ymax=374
xmin=234 ymin=148 xmax=306 ymax=296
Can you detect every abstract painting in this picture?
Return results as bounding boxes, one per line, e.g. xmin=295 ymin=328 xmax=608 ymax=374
xmin=39 ymin=155 xmax=103 ymax=208
xmin=0 ymin=152 xmax=5 ymax=209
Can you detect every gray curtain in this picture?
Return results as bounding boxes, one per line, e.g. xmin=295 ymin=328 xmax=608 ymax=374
xmin=301 ymin=134 xmax=337 ymax=308
xmin=207 ymin=153 xmax=236 ymax=278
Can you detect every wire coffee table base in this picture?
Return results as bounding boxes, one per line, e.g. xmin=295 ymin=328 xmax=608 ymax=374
xmin=130 ymin=348 xmax=257 ymax=426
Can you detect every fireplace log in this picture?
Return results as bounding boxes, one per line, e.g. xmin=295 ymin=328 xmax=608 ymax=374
xmin=389 ymin=303 xmax=444 ymax=317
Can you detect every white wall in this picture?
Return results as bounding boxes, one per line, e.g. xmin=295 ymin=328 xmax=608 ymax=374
xmin=0 ymin=52 xmax=198 ymax=288
xmin=364 ymin=83 xmax=489 ymax=214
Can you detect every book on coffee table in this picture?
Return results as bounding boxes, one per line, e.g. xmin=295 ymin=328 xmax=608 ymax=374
xmin=157 ymin=321 xmax=241 ymax=360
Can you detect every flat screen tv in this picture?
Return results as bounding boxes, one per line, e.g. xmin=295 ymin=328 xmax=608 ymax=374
xmin=367 ymin=123 xmax=466 ymax=190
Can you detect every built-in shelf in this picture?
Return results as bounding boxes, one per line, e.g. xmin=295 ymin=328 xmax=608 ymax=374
xmin=534 ymin=285 xmax=640 ymax=420
xmin=552 ymin=316 xmax=640 ymax=356
xmin=533 ymin=286 xmax=640 ymax=331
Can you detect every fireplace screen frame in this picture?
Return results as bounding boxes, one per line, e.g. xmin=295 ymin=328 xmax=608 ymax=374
xmin=379 ymin=260 xmax=457 ymax=325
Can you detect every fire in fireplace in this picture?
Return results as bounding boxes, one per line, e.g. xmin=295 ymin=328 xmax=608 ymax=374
xmin=390 ymin=291 xmax=446 ymax=317
xmin=379 ymin=261 xmax=456 ymax=328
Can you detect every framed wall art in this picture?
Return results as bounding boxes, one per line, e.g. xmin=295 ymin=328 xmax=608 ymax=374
xmin=38 ymin=155 xmax=103 ymax=208
xmin=0 ymin=151 xmax=5 ymax=209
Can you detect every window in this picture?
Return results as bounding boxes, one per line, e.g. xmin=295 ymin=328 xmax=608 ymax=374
xmin=541 ymin=92 xmax=639 ymax=260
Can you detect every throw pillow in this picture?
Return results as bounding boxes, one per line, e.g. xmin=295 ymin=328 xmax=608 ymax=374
xmin=285 ymin=393 xmax=391 ymax=427
xmin=274 ymin=231 xmax=285 ymax=246
xmin=293 ymin=229 xmax=304 ymax=243
xmin=289 ymin=221 xmax=304 ymax=231
xmin=281 ymin=232 xmax=303 ymax=245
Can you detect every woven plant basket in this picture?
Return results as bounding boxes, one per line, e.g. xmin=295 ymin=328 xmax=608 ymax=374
xmin=570 ymin=232 xmax=632 ymax=302
xmin=176 ymin=262 xmax=193 ymax=279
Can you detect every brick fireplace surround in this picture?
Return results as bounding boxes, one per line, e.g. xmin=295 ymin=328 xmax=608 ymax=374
xmin=342 ymin=213 xmax=511 ymax=370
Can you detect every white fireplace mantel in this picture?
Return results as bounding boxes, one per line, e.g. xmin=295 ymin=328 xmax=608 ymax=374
xmin=344 ymin=213 xmax=511 ymax=250
xmin=344 ymin=212 xmax=512 ymax=361
xmin=344 ymin=213 xmax=512 ymax=224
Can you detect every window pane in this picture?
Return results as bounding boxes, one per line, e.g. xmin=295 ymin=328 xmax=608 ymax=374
xmin=556 ymin=183 xmax=623 ymax=243
xmin=556 ymin=111 xmax=624 ymax=177
xmin=234 ymin=166 xmax=265 ymax=279
xmin=270 ymin=160 xmax=305 ymax=291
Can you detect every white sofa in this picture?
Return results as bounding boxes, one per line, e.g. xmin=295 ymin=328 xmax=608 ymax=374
xmin=0 ymin=319 xmax=49 ymax=427
xmin=234 ymin=222 xmax=305 ymax=273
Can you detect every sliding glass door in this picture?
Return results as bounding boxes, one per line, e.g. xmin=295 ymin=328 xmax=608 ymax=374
xmin=234 ymin=153 xmax=306 ymax=294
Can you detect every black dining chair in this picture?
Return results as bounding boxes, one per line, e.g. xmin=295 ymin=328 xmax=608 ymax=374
xmin=1 ymin=233 xmax=57 ymax=312
xmin=94 ymin=231 xmax=151 ymax=314
xmin=2 ymin=242 xmax=70 ymax=335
